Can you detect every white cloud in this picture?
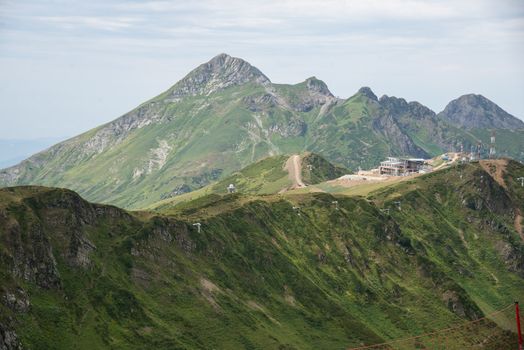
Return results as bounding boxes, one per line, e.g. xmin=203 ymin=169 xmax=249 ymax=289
xmin=35 ymin=15 xmax=141 ymax=31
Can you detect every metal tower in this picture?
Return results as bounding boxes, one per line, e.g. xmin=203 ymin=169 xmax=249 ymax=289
xmin=477 ymin=141 xmax=482 ymax=160
xmin=489 ymin=131 xmax=496 ymax=159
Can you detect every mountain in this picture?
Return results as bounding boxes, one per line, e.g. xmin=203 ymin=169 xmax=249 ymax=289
xmin=169 ymin=53 xmax=271 ymax=98
xmin=437 ymin=94 xmax=524 ymax=160
xmin=438 ymin=94 xmax=524 ymax=130
xmin=1 ymin=160 xmax=523 ymax=349
xmin=1 ymin=54 xmax=523 ymax=209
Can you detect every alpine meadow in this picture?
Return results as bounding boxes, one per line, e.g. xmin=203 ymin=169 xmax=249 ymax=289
xmin=1 ymin=1 xmax=524 ymax=349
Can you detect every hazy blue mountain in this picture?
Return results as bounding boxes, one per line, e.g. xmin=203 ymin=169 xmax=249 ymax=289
xmin=0 ymin=137 xmax=66 ymax=168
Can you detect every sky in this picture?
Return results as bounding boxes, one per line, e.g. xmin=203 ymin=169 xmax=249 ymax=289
xmin=0 ymin=0 xmax=523 ymax=139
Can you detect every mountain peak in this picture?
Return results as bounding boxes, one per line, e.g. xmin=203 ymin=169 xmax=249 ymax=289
xmin=304 ymin=76 xmax=333 ymax=96
xmin=438 ymin=94 xmax=524 ymax=130
xmin=210 ymin=52 xmax=232 ymax=61
xmin=170 ymin=53 xmax=271 ymax=99
xmin=358 ymin=87 xmax=378 ymax=101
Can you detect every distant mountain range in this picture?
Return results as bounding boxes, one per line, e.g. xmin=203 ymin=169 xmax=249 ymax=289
xmin=0 ymin=137 xmax=65 ymax=168
xmin=1 ymin=53 xmax=523 ymax=209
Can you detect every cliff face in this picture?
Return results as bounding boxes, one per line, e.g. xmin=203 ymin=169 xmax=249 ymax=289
xmin=0 ymin=160 xmax=523 ymax=349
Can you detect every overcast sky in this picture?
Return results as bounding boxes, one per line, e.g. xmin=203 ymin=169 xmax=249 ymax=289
xmin=1 ymin=0 xmax=523 ymax=139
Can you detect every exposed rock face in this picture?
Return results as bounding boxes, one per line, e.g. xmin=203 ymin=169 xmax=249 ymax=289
xmin=306 ymin=77 xmax=333 ymax=97
xmin=438 ymin=94 xmax=524 ymax=130
xmin=372 ymin=113 xmax=428 ymax=157
xmin=160 ymin=184 xmax=192 ymax=199
xmin=0 ymin=188 xmax=135 ymax=292
xmin=379 ymin=95 xmax=456 ymax=153
xmin=0 ymin=324 xmax=22 ymax=350
xmin=67 ymin=231 xmax=96 ymax=268
xmin=243 ymin=93 xmax=277 ymax=112
xmin=85 ymin=102 xmax=165 ymax=156
xmin=358 ymin=87 xmax=378 ymax=101
xmin=170 ymin=53 xmax=270 ymax=99
xmin=287 ymin=77 xmax=335 ymax=112
xmin=7 ymin=221 xmax=61 ymax=289
xmin=441 ymin=289 xmax=483 ymax=320
xmin=2 ymin=288 xmax=30 ymax=313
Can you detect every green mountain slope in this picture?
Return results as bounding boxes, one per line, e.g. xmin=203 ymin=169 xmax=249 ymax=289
xmin=151 ymin=152 xmax=348 ymax=210
xmin=1 ymin=54 xmax=522 ymax=209
xmin=1 ymin=160 xmax=523 ymax=349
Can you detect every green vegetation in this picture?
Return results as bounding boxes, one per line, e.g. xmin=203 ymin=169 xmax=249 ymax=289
xmin=1 ymin=160 xmax=522 ymax=349
xmin=150 ymin=153 xmax=348 ymax=210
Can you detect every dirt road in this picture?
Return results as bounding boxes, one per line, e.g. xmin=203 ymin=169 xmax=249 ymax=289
xmin=286 ymin=155 xmax=306 ymax=189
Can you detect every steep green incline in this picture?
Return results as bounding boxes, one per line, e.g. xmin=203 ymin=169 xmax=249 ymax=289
xmin=0 ymin=161 xmax=522 ymax=349
xmin=150 ymin=152 xmax=348 ymax=210
xmin=1 ymin=54 xmax=522 ymax=209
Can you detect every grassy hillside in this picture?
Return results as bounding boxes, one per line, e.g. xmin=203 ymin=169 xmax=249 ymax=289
xmin=1 ymin=160 xmax=522 ymax=349
xmin=150 ymin=152 xmax=348 ymax=210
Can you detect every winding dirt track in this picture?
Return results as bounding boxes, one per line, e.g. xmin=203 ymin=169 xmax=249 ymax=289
xmin=286 ymin=155 xmax=306 ymax=189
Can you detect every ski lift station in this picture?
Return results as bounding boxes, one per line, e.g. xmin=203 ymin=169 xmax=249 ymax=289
xmin=378 ymin=157 xmax=427 ymax=176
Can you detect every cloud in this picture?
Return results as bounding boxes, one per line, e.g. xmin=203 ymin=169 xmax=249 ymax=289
xmin=35 ymin=15 xmax=141 ymax=31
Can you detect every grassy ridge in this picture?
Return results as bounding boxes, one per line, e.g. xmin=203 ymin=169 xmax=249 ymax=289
xmin=150 ymin=153 xmax=348 ymax=210
xmin=0 ymin=160 xmax=523 ymax=349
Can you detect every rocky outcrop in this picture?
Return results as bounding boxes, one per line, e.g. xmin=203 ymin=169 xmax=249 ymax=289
xmin=243 ymin=93 xmax=277 ymax=112
xmin=6 ymin=220 xmax=61 ymax=289
xmin=441 ymin=290 xmax=481 ymax=320
xmin=170 ymin=53 xmax=270 ymax=99
xmin=160 ymin=184 xmax=192 ymax=199
xmin=379 ymin=95 xmax=460 ymax=152
xmin=0 ymin=323 xmax=22 ymax=350
xmin=287 ymin=77 xmax=334 ymax=112
xmin=358 ymin=87 xmax=378 ymax=101
xmin=306 ymin=77 xmax=333 ymax=97
xmin=2 ymin=288 xmax=30 ymax=314
xmin=67 ymin=231 xmax=96 ymax=268
xmin=372 ymin=113 xmax=428 ymax=157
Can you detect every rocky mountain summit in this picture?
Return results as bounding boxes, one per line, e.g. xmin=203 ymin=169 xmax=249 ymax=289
xmin=169 ymin=53 xmax=271 ymax=99
xmin=438 ymin=94 xmax=524 ymax=130
xmin=0 ymin=54 xmax=523 ymax=209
